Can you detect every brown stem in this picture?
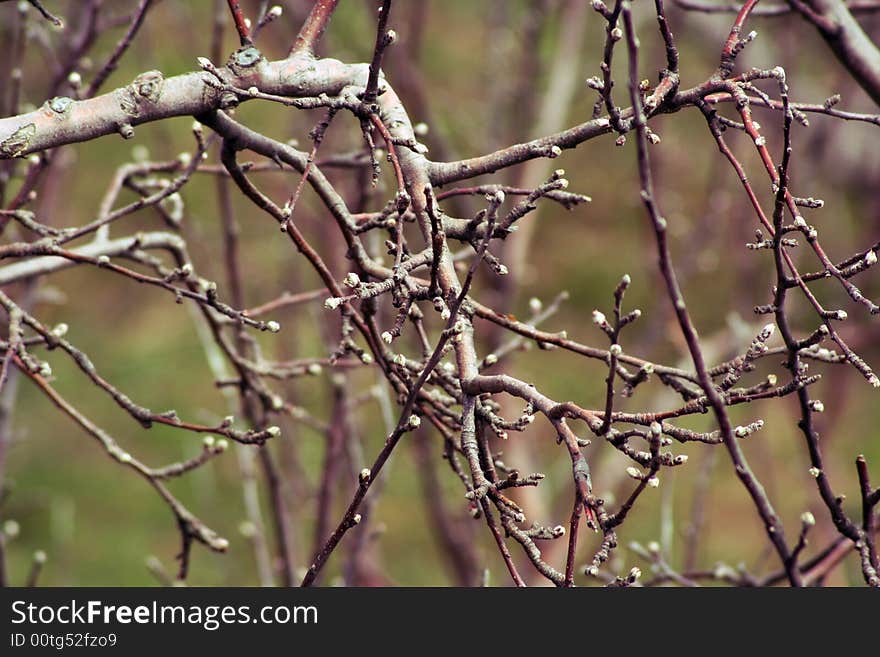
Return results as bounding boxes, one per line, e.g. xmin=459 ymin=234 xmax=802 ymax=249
xmin=290 ymin=0 xmax=340 ymax=55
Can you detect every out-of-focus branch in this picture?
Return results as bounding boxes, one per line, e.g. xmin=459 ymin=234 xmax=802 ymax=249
xmin=85 ymin=0 xmax=154 ymax=97
xmin=675 ymin=0 xmax=880 ymax=15
xmin=2 ymin=0 xmax=63 ymax=26
xmin=0 ymin=231 xmax=185 ymax=285
xmin=789 ymin=0 xmax=880 ymax=105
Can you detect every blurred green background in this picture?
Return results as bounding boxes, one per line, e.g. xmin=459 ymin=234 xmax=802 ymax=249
xmin=0 ymin=0 xmax=878 ymax=586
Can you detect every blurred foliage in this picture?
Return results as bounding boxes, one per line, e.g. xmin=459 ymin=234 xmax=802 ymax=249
xmin=0 ymin=0 xmax=878 ymax=586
